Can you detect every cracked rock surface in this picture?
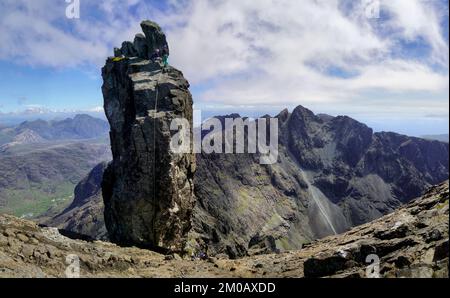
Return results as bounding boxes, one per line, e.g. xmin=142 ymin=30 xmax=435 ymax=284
xmin=101 ymin=21 xmax=195 ymax=253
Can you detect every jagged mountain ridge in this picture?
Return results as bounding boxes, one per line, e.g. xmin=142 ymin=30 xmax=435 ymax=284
xmin=2 ymin=181 xmax=447 ymax=277
xmin=47 ymin=105 xmax=449 ymax=258
xmin=192 ymin=105 xmax=448 ymax=256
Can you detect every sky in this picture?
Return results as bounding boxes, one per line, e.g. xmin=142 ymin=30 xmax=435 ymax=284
xmin=0 ymin=0 xmax=448 ymax=136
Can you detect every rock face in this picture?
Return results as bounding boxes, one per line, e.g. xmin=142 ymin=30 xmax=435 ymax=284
xmin=0 ymin=181 xmax=447 ymax=278
xmin=300 ymin=181 xmax=449 ymax=278
xmin=191 ymin=107 xmax=449 ymax=257
xmin=101 ymin=21 xmax=195 ymax=253
xmin=49 ymin=106 xmax=448 ymax=258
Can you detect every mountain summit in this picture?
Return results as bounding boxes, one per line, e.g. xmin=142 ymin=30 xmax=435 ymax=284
xmin=101 ymin=21 xmax=196 ymax=253
xmin=114 ymin=21 xmax=169 ymax=60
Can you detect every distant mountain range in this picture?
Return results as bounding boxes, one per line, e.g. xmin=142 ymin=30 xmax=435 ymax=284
xmin=0 ymin=114 xmax=110 ymax=151
xmin=15 ymin=114 xmax=109 ymax=140
xmin=0 ymin=110 xmax=107 ymax=126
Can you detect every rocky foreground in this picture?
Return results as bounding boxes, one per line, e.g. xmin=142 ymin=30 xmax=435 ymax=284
xmin=1 ymin=181 xmax=447 ymax=278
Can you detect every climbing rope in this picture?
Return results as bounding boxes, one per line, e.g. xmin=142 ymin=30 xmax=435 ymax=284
xmin=153 ymin=80 xmax=159 ymax=201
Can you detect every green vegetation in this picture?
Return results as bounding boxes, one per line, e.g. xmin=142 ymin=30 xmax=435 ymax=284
xmin=236 ymin=188 xmax=259 ymax=215
xmin=275 ymin=237 xmax=291 ymax=250
xmin=264 ymin=212 xmax=284 ymax=230
xmin=0 ymin=182 xmax=74 ymax=218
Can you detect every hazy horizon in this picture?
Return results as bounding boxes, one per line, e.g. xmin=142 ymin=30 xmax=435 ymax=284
xmin=0 ymin=106 xmax=448 ymax=138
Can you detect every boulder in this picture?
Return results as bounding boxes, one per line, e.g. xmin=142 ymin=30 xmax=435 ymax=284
xmin=140 ymin=20 xmax=169 ymax=58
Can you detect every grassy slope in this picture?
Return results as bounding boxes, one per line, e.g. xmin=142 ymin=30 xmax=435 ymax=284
xmin=2 ymin=182 xmax=74 ymax=218
xmin=0 ymin=139 xmax=111 ymax=218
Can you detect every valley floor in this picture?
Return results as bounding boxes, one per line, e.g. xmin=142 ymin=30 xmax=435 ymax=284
xmin=0 ymin=181 xmax=448 ymax=278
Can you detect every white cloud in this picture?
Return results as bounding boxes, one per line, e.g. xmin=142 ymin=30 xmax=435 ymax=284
xmin=0 ymin=0 xmax=144 ymax=68
xmin=157 ymin=0 xmax=448 ymax=116
xmin=382 ymin=0 xmax=449 ymax=65
xmin=0 ymin=0 xmax=448 ymax=118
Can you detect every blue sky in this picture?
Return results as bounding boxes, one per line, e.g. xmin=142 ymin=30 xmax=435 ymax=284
xmin=0 ymin=61 xmax=102 ymax=112
xmin=0 ymin=0 xmax=448 ymax=136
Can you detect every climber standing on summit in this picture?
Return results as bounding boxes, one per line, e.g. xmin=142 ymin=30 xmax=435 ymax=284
xmin=161 ymin=45 xmax=169 ymax=69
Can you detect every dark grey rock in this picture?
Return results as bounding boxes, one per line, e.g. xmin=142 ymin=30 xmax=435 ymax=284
xmin=114 ymin=48 xmax=122 ymax=58
xmin=133 ymin=33 xmax=147 ymax=59
xmin=101 ymin=21 xmax=195 ymax=253
xmin=140 ymin=20 xmax=169 ymax=58
xmin=120 ymin=41 xmax=137 ymax=57
xmin=303 ymin=254 xmax=350 ymax=278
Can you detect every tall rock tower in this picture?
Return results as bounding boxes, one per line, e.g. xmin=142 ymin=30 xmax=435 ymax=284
xmin=101 ymin=21 xmax=196 ymax=253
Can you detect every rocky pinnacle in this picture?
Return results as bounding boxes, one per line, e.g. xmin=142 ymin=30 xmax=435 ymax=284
xmin=101 ymin=20 xmax=196 ymax=253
